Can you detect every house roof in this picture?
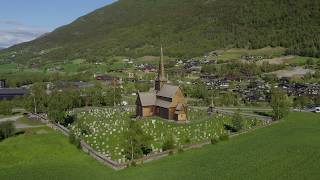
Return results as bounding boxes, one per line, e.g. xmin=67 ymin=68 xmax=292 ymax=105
xmin=0 ymin=88 xmax=27 ymax=95
xmin=157 ymin=84 xmax=179 ymax=98
xmin=137 ymin=92 xmax=156 ymax=106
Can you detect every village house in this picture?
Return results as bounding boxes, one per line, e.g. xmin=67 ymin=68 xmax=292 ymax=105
xmin=136 ymin=47 xmax=188 ymax=121
xmin=0 ymin=88 xmax=27 ymax=100
xmin=0 ymin=79 xmax=6 ymax=88
xmin=279 ymin=82 xmax=320 ymax=97
xmin=95 ymin=74 xmax=121 ymax=84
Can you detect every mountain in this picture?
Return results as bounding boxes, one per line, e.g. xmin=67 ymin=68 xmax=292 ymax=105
xmin=1 ymin=0 xmax=320 ymax=64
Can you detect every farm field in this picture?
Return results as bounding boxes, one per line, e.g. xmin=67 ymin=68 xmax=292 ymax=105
xmin=0 ymin=112 xmax=319 ymax=180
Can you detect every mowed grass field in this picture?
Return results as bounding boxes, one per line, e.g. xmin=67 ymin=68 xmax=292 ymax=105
xmin=0 ymin=112 xmax=319 ymax=180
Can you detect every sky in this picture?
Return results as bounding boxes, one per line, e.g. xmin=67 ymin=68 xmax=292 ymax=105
xmin=0 ymin=0 xmax=116 ymax=48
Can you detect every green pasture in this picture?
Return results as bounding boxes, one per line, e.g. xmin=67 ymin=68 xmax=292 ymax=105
xmin=0 ymin=112 xmax=319 ymax=180
xmin=218 ymin=47 xmax=286 ymax=61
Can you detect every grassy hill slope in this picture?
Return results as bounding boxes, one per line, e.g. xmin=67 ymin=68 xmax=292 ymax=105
xmin=0 ymin=112 xmax=319 ymax=180
xmin=1 ymin=0 xmax=320 ymax=64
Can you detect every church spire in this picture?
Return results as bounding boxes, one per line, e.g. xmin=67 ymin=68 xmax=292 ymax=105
xmin=155 ymin=45 xmax=167 ymax=91
xmin=159 ymin=45 xmax=166 ymax=80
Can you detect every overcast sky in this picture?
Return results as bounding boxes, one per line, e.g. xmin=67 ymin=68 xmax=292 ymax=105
xmin=0 ymin=0 xmax=116 ymax=48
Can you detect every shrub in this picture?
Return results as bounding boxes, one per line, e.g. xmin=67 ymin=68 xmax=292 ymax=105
xmin=210 ymin=137 xmax=219 ymax=145
xmin=219 ymin=134 xmax=229 ymax=141
xmin=69 ymin=133 xmax=81 ymax=149
xmin=0 ymin=101 xmax=12 ymax=115
xmin=0 ymin=121 xmax=16 ymax=140
xmin=178 ymin=146 xmax=184 ymax=153
xmin=168 ymin=150 xmax=174 ymax=156
xmin=131 ymin=161 xmax=137 ymax=167
xmin=184 ymin=137 xmax=191 ymax=144
xmin=232 ymin=110 xmax=243 ymax=132
xmin=162 ymin=136 xmax=176 ymax=151
xmin=62 ymin=114 xmax=76 ymax=127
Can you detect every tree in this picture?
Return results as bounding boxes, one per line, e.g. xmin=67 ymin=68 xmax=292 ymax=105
xmin=162 ymin=135 xmax=176 ymax=151
xmin=293 ymin=96 xmax=310 ymax=111
xmin=27 ymin=82 xmax=47 ymax=113
xmin=47 ymin=91 xmax=68 ymax=123
xmin=231 ymin=110 xmax=243 ymax=132
xmin=270 ymin=88 xmax=291 ymax=120
xmin=0 ymin=121 xmax=16 ymax=140
xmin=124 ymin=121 xmax=152 ymax=162
xmin=0 ymin=101 xmax=12 ymax=115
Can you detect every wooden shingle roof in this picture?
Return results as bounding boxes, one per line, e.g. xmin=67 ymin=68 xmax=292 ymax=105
xmin=137 ymin=92 xmax=156 ymax=106
xmin=155 ymin=99 xmax=172 ymax=108
xmin=157 ymin=84 xmax=179 ymax=98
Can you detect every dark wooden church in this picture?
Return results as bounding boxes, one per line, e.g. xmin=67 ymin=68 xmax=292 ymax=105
xmin=136 ymin=47 xmax=188 ymax=121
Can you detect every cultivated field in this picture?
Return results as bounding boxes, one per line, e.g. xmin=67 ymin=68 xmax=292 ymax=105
xmin=0 ymin=112 xmax=319 ymax=180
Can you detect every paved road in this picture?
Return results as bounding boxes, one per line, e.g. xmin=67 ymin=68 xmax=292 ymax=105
xmin=0 ymin=115 xmax=23 ymax=123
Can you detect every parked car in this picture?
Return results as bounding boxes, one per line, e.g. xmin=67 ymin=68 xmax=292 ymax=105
xmin=315 ymin=107 xmax=320 ymax=113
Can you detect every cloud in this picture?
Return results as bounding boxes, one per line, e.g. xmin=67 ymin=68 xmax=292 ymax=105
xmin=0 ymin=20 xmax=48 ymax=48
xmin=0 ymin=20 xmax=24 ymax=26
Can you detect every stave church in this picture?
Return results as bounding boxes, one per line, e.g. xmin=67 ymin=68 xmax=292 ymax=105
xmin=136 ymin=47 xmax=188 ymax=121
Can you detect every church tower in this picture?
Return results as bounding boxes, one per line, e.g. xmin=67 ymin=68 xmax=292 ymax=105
xmin=155 ymin=46 xmax=167 ymax=91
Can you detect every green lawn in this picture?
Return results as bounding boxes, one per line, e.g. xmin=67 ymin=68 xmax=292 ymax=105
xmin=0 ymin=112 xmax=319 ymax=180
xmin=218 ymin=47 xmax=286 ymax=61
xmin=0 ymin=63 xmax=18 ymax=73
xmin=15 ymin=117 xmax=44 ymax=126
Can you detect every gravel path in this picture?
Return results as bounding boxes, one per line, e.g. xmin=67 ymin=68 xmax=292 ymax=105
xmin=0 ymin=115 xmax=23 ymax=123
xmin=15 ymin=124 xmax=46 ymax=129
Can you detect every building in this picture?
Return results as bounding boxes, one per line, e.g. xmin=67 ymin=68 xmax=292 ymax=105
xmin=0 ymin=79 xmax=6 ymax=88
xmin=0 ymin=88 xmax=27 ymax=100
xmin=136 ymin=47 xmax=188 ymax=121
xmin=95 ymin=74 xmax=121 ymax=84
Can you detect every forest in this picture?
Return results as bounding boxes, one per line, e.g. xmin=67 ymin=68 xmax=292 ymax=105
xmin=1 ymin=0 xmax=319 ymax=64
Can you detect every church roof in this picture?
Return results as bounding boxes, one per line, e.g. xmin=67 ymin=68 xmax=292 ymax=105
xmin=157 ymin=84 xmax=180 ymax=98
xmin=156 ymin=99 xmax=172 ymax=108
xmin=137 ymin=92 xmax=156 ymax=106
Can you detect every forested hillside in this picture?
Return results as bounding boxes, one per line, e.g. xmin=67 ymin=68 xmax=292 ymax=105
xmin=1 ymin=0 xmax=320 ymax=63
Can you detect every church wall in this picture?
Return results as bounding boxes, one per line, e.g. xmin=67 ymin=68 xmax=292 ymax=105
xmin=159 ymin=107 xmax=169 ymax=119
xmin=136 ymin=105 xmax=142 ymax=117
xmin=168 ymin=108 xmax=175 ymax=120
xmin=143 ymin=106 xmax=155 ymax=117
xmin=171 ymin=89 xmax=186 ymax=106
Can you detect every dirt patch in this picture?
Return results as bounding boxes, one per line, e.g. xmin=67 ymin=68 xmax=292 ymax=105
xmin=270 ymin=67 xmax=315 ymax=78
xmin=138 ymin=56 xmax=159 ymax=62
xmin=257 ymin=56 xmax=294 ymax=65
